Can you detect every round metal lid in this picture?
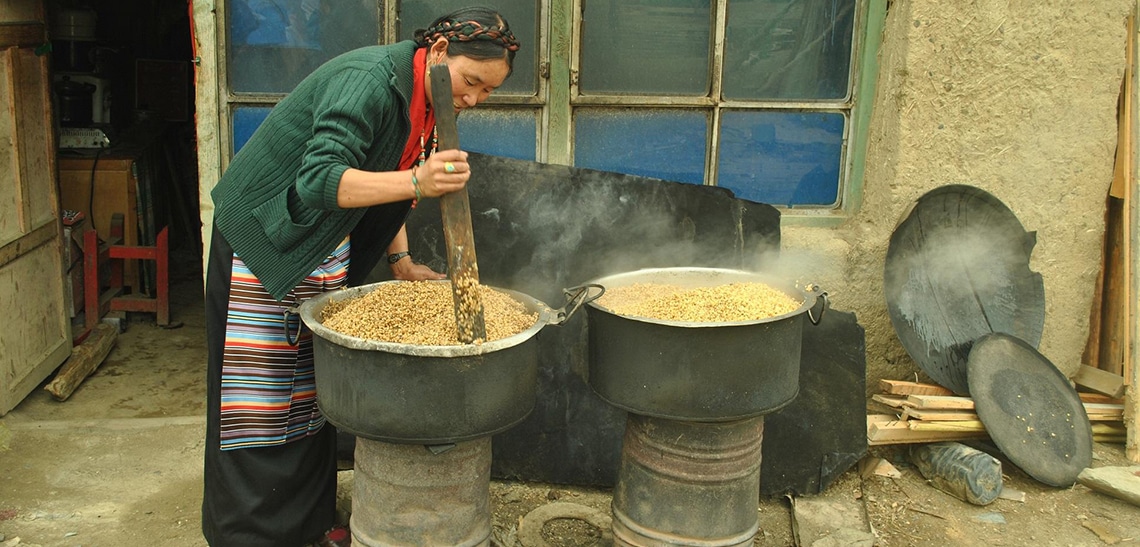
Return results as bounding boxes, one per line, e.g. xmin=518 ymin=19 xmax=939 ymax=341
xmin=967 ymin=333 xmax=1092 ymax=487
xmin=884 ymin=185 xmax=1045 ymax=395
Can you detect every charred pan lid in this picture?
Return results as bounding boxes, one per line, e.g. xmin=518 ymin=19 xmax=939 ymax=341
xmin=883 ymin=185 xmax=1045 ymax=395
xmin=968 ymin=333 xmax=1092 ymax=487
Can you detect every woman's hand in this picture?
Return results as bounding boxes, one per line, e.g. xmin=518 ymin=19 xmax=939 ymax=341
xmin=415 ymin=149 xmax=470 ymax=198
xmin=390 ymin=257 xmax=447 ymax=281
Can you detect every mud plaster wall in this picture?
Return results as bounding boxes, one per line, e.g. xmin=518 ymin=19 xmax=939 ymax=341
xmin=782 ymin=0 xmax=1133 ymax=390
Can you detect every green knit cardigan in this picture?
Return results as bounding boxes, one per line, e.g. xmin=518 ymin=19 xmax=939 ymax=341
xmin=211 ymin=41 xmax=420 ymax=301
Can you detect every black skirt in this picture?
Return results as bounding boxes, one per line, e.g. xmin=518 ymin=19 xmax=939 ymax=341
xmin=200 ymin=225 xmax=337 ymax=547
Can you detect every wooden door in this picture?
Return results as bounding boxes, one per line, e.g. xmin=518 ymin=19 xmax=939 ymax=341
xmin=0 ymin=0 xmax=72 ymax=415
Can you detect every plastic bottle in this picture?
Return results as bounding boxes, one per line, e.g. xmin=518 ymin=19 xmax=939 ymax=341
xmin=908 ymin=442 xmax=1003 ymax=505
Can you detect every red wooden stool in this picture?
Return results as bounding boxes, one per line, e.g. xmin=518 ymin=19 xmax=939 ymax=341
xmin=83 ymin=215 xmax=170 ymax=330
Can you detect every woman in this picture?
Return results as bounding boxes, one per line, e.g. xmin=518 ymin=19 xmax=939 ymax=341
xmin=201 ymin=7 xmax=519 ymax=546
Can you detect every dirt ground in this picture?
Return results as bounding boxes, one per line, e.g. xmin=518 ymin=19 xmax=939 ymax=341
xmin=3 ymin=254 xmax=1140 ymax=546
xmin=483 ymin=439 xmax=1140 ymax=547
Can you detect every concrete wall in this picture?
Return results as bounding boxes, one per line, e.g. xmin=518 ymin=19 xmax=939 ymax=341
xmin=783 ymin=0 xmax=1133 ymax=389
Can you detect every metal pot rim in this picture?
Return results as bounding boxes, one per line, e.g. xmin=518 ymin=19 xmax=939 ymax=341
xmin=584 ymin=266 xmax=822 ymax=328
xmin=298 ymin=280 xmax=554 ymax=357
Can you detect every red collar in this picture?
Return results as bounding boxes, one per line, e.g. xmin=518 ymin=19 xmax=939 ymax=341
xmin=399 ymin=48 xmax=436 ymax=170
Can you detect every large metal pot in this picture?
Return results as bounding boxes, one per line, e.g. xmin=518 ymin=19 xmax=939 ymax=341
xmin=584 ymin=267 xmax=827 ymax=421
xmin=298 ymin=281 xmax=589 ymax=444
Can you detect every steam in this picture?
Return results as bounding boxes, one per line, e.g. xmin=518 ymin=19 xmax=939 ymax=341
xmin=884 ymin=216 xmax=1044 ymax=375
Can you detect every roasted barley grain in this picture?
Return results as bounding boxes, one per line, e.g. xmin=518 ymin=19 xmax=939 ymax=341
xmin=320 ymin=281 xmax=537 ymax=345
xmin=597 ymin=282 xmax=799 ymax=322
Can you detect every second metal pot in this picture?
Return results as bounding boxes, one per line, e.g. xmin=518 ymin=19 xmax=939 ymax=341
xmin=584 ymin=267 xmax=827 ymax=422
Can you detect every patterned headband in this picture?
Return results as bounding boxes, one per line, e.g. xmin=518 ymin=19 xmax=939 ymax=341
xmin=423 ymin=19 xmax=520 ymax=52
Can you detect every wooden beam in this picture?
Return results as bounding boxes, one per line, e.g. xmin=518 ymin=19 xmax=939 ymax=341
xmin=866 ymin=415 xmax=988 ymax=445
xmin=870 ymin=393 xmax=908 ymax=409
xmin=44 ymin=323 xmax=117 ymax=401
xmin=878 ymin=379 xmax=954 ymax=396
xmin=901 ymin=408 xmax=979 ymax=421
xmin=1080 ymin=392 xmax=1125 ymax=404
xmin=0 ymin=23 xmax=44 ymax=48
xmin=907 ymin=419 xmax=985 ymax=432
xmin=905 ymin=394 xmax=976 ymax=410
xmin=0 ymin=220 xmax=54 ymax=268
xmin=1127 ymin=8 xmax=1140 ymax=463
xmin=1074 ymin=364 xmax=1127 ymax=399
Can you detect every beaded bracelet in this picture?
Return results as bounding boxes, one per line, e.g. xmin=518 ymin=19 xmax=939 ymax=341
xmin=411 ymin=168 xmax=423 ymax=207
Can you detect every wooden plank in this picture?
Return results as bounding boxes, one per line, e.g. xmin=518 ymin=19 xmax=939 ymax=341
xmin=1112 ymin=11 xmax=1134 ymax=388
xmin=866 ymin=415 xmax=987 ymax=445
xmin=1125 ymin=10 xmax=1135 ymax=383
xmin=1112 ymin=14 xmax=1135 ymax=197
xmin=1086 ymin=402 xmax=1125 ymax=413
xmin=0 ymin=242 xmax=71 ymax=415
xmin=901 ymin=408 xmax=979 ymax=421
xmin=1089 ymin=415 xmax=1125 ymax=423
xmin=0 ymin=0 xmax=43 ymax=24
xmin=1080 ymin=392 xmax=1125 ymax=405
xmin=0 ymin=23 xmax=43 ymax=48
xmin=0 ymin=219 xmax=52 ymax=267
xmin=14 ymin=46 xmax=55 ymax=227
xmin=1074 ymin=364 xmax=1126 ymax=398
xmin=890 ymin=401 xmax=1118 ymax=421
xmin=905 ymin=394 xmax=976 ymax=410
xmin=871 ymin=394 xmax=909 ymax=409
xmin=878 ymin=379 xmax=954 ymax=396
xmin=908 ymin=420 xmax=986 ymax=432
xmin=429 ymin=62 xmax=486 ymax=344
xmin=1095 ymin=423 xmax=1128 ymax=436
xmin=1129 ymin=9 xmax=1140 ymax=464
xmin=1085 ymin=402 xmax=1125 ymax=421
xmin=868 ymin=414 xmax=1125 ymax=446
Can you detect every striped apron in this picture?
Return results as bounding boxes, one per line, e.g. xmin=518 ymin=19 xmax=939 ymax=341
xmin=218 ymin=237 xmax=350 ymax=450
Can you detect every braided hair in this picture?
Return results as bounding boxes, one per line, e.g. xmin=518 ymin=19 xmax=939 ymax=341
xmin=414 ymin=6 xmax=519 ymax=69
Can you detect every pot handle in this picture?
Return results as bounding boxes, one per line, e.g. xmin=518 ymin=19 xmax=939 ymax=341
xmin=548 ymin=284 xmax=605 ymax=326
xmin=283 ymin=304 xmax=305 ymax=346
xmin=806 ymin=285 xmax=829 ymax=326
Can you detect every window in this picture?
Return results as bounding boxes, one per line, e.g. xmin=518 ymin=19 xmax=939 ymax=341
xmin=220 ymin=0 xmax=876 ymax=217
xmin=573 ymin=0 xmax=858 ymax=210
xmin=226 ymin=0 xmax=380 ymax=94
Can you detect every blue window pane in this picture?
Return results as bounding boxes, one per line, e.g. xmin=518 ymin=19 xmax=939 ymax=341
xmin=723 ymin=0 xmax=856 ymax=101
xmin=580 ymin=1 xmax=711 ymax=96
xmin=574 ymin=108 xmax=707 ymax=184
xmin=399 ymin=1 xmax=537 ymax=96
xmin=457 ymin=108 xmax=537 ymax=161
xmin=227 ymin=0 xmax=378 ymax=94
xmin=716 ymin=110 xmax=844 ymax=207
xmin=232 ymin=106 xmax=273 ymax=155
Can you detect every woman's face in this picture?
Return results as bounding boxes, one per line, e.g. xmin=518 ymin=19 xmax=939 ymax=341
xmin=428 ymin=40 xmax=511 ymax=114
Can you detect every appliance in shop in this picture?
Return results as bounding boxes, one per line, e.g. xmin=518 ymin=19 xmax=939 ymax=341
xmin=51 ymin=6 xmax=113 ymax=149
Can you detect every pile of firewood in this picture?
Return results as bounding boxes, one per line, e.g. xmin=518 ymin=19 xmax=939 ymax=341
xmin=867 ymin=379 xmax=1125 ymax=446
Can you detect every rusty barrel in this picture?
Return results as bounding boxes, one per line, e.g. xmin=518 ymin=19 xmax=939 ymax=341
xmin=612 ymin=414 xmax=764 ymax=546
xmin=351 ymin=437 xmax=492 ymax=547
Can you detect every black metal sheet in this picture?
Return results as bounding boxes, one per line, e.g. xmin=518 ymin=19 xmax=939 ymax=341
xmin=336 ymin=154 xmax=866 ymax=493
xmin=406 ymin=154 xmax=783 ymax=486
xmin=884 ymin=185 xmax=1044 ymax=395
xmin=761 ymin=309 xmax=867 ymax=497
xmin=967 ymin=333 xmax=1092 ymax=487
